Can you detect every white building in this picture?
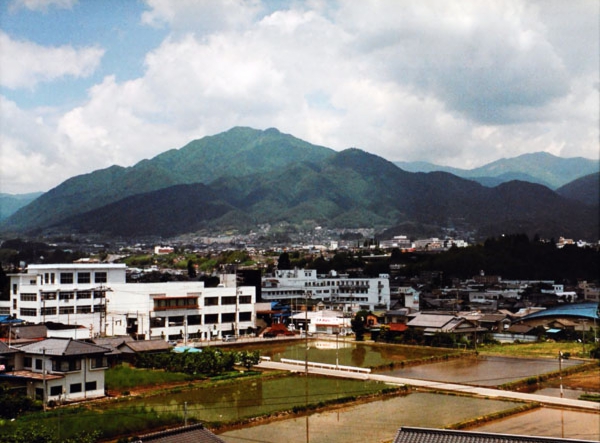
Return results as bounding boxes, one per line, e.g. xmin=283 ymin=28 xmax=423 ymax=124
xmin=3 ymin=263 xmax=256 ymax=342
xmin=262 ymin=269 xmax=390 ymax=312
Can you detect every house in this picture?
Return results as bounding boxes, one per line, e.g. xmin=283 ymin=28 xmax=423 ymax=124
xmin=135 ymin=422 xmax=225 ymax=442
xmin=406 ymin=312 xmax=486 ymax=341
xmin=393 ymin=426 xmax=595 ymax=443
xmin=0 ymin=337 xmax=110 ymax=404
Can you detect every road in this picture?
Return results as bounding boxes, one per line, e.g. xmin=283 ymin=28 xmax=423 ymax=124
xmin=256 ymin=360 xmax=600 ymax=412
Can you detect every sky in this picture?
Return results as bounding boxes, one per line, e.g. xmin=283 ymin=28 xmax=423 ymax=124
xmin=0 ymin=0 xmax=598 ymax=195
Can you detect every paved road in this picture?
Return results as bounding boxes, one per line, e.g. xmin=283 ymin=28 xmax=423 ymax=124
xmin=257 ymin=360 xmax=600 ymax=412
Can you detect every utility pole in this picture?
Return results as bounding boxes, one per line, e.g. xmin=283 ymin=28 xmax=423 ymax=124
xmin=558 ymin=351 xmax=563 ymax=398
xmin=42 ymin=347 xmax=47 ymax=412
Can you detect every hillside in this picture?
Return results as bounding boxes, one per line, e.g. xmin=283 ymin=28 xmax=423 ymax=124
xmin=49 ymin=150 xmax=598 ymax=241
xmin=0 ymin=192 xmax=43 ymax=221
xmin=395 ymin=152 xmax=599 ymax=189
xmin=0 ymin=127 xmax=334 ymax=232
xmin=556 ymin=173 xmax=600 ymax=207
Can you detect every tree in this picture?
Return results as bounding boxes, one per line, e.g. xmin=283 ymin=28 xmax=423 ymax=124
xmin=277 ymin=252 xmax=291 ymax=270
xmin=351 ymin=310 xmax=369 ymax=341
xmin=187 ymin=259 xmax=197 ymax=278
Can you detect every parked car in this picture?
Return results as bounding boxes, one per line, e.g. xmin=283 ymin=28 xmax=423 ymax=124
xmin=222 ymin=335 xmax=237 ymax=342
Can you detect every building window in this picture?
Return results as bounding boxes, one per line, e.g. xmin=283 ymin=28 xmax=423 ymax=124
xmin=35 ymin=359 xmax=43 ymax=370
xmin=239 ymin=296 xmax=252 ymax=304
xmin=70 ymin=383 xmax=82 ymax=394
xmin=77 ymin=272 xmax=91 ymax=284
xmin=204 ymin=314 xmax=218 ymax=324
xmin=20 ymin=293 xmax=37 ymax=302
xmin=187 ymin=315 xmax=201 ymax=326
xmin=53 ymin=359 xmax=81 ymax=372
xmin=204 ymin=297 xmax=219 ymax=306
xmin=50 ymin=386 xmax=63 ymax=396
xmin=239 ymin=311 xmax=252 ymax=322
xmin=221 ymin=313 xmax=235 ymax=323
xmin=23 ymin=357 xmax=32 ymax=368
xmin=20 ymin=308 xmax=37 ymax=317
xmin=42 ymin=292 xmax=57 ymax=301
xmin=77 ymin=291 xmax=91 ymax=299
xmin=41 ymin=307 xmax=57 ymax=316
xmin=12 ymin=284 xmax=17 ymax=295
xmin=60 ymin=273 xmax=74 ymax=284
xmin=77 ymin=306 xmax=92 ymax=314
xmin=85 ymin=381 xmax=97 ymax=391
xmin=90 ymin=356 xmax=108 ymax=369
xmin=221 ymin=296 xmax=237 ymax=305
xmin=59 ymin=306 xmax=75 ymax=315
xmin=59 ymin=291 xmax=74 ymax=300
xmin=94 ymin=272 xmax=107 ymax=284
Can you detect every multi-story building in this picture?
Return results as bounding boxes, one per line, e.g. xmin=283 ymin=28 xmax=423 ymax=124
xmin=262 ymin=269 xmax=390 ymax=312
xmin=3 ymin=264 xmax=256 ymax=341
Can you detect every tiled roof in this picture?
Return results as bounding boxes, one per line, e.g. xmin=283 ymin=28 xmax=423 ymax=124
xmin=121 ymin=339 xmax=171 ymax=353
xmin=17 ymin=338 xmax=110 ymax=356
xmin=393 ymin=427 xmax=596 ymax=443
xmin=407 ymin=313 xmax=457 ymax=328
xmin=137 ymin=423 xmax=225 ymax=442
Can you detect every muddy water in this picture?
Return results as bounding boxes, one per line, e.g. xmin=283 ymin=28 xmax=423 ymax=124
xmin=120 ymin=375 xmax=387 ymax=422
xmin=473 ymin=407 xmax=600 ymax=440
xmin=385 ymin=355 xmax=582 ymax=386
xmin=219 ymin=392 xmax=522 ymax=443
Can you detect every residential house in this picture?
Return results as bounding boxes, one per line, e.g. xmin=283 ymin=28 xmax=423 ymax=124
xmin=135 ymin=422 xmax=225 ymax=442
xmin=406 ymin=312 xmax=485 ymax=341
xmin=0 ymin=337 xmax=110 ymax=403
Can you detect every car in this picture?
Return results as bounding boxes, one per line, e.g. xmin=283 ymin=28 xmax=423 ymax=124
xmin=222 ymin=335 xmax=237 ymax=342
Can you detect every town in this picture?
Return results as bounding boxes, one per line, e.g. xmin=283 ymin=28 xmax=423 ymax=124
xmin=0 ymin=234 xmax=598 ymax=442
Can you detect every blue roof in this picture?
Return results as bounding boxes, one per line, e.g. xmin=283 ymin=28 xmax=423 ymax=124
xmin=0 ymin=315 xmax=23 ymax=324
xmin=520 ymin=302 xmax=599 ymax=321
xmin=173 ymin=346 xmax=202 ymax=353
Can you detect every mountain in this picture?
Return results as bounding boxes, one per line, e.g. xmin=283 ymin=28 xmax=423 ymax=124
xmin=395 ymin=152 xmax=599 ymax=189
xmin=2 ymin=128 xmax=597 ymax=241
xmin=0 ymin=192 xmax=43 ymax=221
xmin=0 ymin=127 xmax=334 ymax=233
xmin=555 ymin=173 xmax=600 ymax=207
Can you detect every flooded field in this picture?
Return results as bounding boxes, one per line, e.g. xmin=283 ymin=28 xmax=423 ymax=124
xmin=117 ymin=375 xmax=388 ymax=422
xmin=219 ymin=392 xmax=523 ymax=443
xmin=382 ymin=355 xmax=582 ymax=386
xmin=239 ymin=339 xmax=458 ymax=368
xmin=473 ymin=407 xmax=600 ymax=440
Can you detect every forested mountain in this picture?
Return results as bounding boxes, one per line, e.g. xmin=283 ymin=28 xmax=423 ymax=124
xmin=0 ymin=192 xmax=43 ymax=221
xmin=2 ymin=128 xmax=597 ymax=241
xmin=556 ymin=173 xmax=599 ymax=207
xmin=395 ymin=152 xmax=599 ymax=189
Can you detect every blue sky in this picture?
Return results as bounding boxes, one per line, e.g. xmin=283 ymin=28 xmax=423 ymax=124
xmin=1 ymin=0 xmax=598 ymax=194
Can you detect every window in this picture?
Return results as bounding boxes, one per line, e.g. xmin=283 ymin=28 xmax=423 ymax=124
xmin=70 ymin=383 xmax=82 ymax=394
xmin=44 ymin=273 xmax=49 ymax=284
xmin=42 ymin=292 xmax=56 ymax=300
xmin=221 ymin=313 xmax=235 ymax=323
xmin=12 ymin=284 xmax=17 ymax=295
xmin=204 ymin=297 xmax=219 ymax=306
xmin=77 ymin=291 xmax=91 ymax=299
xmin=94 ymin=272 xmax=107 ymax=284
xmin=77 ymin=305 xmax=92 ymax=314
xmin=23 ymin=357 xmax=32 ymax=368
xmin=239 ymin=311 xmax=252 ymax=322
xmin=20 ymin=293 xmax=37 ymax=302
xmin=90 ymin=356 xmax=107 ymax=369
xmin=60 ymin=273 xmax=73 ymax=284
xmin=77 ymin=272 xmax=91 ymax=284
xmin=59 ymin=291 xmax=74 ymax=300
xmin=41 ymin=307 xmax=57 ymax=316
xmin=59 ymin=306 xmax=75 ymax=315
xmin=239 ymin=296 xmax=252 ymax=304
xmin=187 ymin=315 xmax=201 ymax=326
xmin=85 ymin=381 xmax=97 ymax=391
xmin=204 ymin=314 xmax=218 ymax=324
xmin=221 ymin=296 xmax=237 ymax=305
xmin=20 ymin=308 xmax=37 ymax=317
xmin=35 ymin=359 xmax=43 ymax=370
xmin=53 ymin=359 xmax=81 ymax=372
xmin=50 ymin=386 xmax=63 ymax=396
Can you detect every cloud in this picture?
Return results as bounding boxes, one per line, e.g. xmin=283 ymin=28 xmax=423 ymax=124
xmin=9 ymin=0 xmax=76 ymax=12
xmin=0 ymin=31 xmax=104 ymax=89
xmin=1 ymin=0 xmax=597 ymax=194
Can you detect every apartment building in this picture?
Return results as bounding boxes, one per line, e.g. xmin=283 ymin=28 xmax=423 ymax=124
xmin=3 ymin=264 xmax=256 ymax=341
xmin=262 ymin=269 xmax=390 ymax=312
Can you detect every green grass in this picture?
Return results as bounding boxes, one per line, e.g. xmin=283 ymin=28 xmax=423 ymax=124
xmin=105 ymin=364 xmax=192 ymax=391
xmin=478 ymin=341 xmax=590 ymax=359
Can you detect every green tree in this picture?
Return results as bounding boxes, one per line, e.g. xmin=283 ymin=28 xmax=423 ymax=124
xmin=277 ymin=252 xmax=291 ymax=270
xmin=351 ymin=310 xmax=369 ymax=341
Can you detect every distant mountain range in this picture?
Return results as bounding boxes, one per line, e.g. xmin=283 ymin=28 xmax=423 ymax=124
xmin=395 ymin=153 xmax=599 ymax=189
xmin=0 ymin=192 xmax=43 ymax=222
xmin=1 ymin=127 xmax=597 ymax=241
